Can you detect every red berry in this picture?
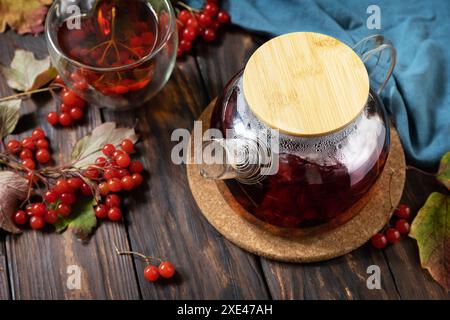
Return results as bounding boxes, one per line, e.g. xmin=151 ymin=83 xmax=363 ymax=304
xmin=112 ymin=150 xmax=125 ymax=159
xmin=158 ymin=261 xmax=175 ymax=279
xmin=44 ymin=190 xmax=59 ymax=203
xmin=210 ymin=20 xmax=221 ymax=30
xmin=6 ymin=139 xmax=21 ymax=153
xmin=98 ymin=182 xmax=110 ymax=196
xmin=57 ymin=203 xmax=71 ymax=216
xmin=204 ymin=2 xmax=219 ymax=17
xmin=386 ymin=228 xmax=401 ymax=244
xmin=178 ymin=10 xmax=191 ymax=24
xmin=395 ymin=219 xmax=410 ymax=235
xmin=102 ymin=144 xmax=116 ymax=157
xmin=21 ymin=137 xmax=35 ymax=150
xmin=95 ymin=157 xmax=107 ymax=167
xmin=202 ymin=28 xmax=216 ymax=42
xmin=107 ymin=178 xmax=122 ymax=193
xmin=121 ymin=139 xmax=135 ymax=153
xmin=62 ymin=89 xmax=85 ymax=109
xmin=371 ymin=233 xmax=387 ymax=249
xmin=30 ymin=216 xmax=45 ymax=230
xmin=13 ymin=210 xmax=28 ymax=225
xmin=132 ymin=173 xmax=143 ymax=186
xmin=67 ymin=177 xmax=83 ymax=191
xmin=394 ymin=204 xmax=411 ymax=220
xmin=70 ymin=107 xmax=83 ymax=120
xmin=31 ymin=203 xmax=47 ymax=217
xmin=80 ymin=183 xmax=93 ymax=196
xmin=118 ymin=168 xmax=131 ymax=178
xmin=179 ymin=39 xmax=192 ymax=52
xmin=60 ymin=192 xmax=76 ymax=205
xmin=182 ymin=27 xmax=197 ymax=41
xmin=45 ymin=210 xmax=59 ymax=224
xmin=19 ymin=148 xmax=33 ymax=160
xmin=94 ymin=204 xmax=108 ymax=219
xmin=60 ymin=103 xmax=71 ymax=113
xmin=103 ymin=168 xmax=120 ymax=180
xmin=36 ymin=148 xmax=51 ymax=164
xmin=59 ymin=112 xmax=73 ymax=126
xmin=144 ymin=265 xmax=159 ymax=282
xmin=121 ymin=176 xmax=135 ymax=191
xmin=55 ymin=179 xmax=71 ymax=194
xmin=115 ymin=153 xmax=131 ymax=168
xmin=105 ymin=194 xmax=120 ymax=208
xmin=22 ymin=158 xmax=36 ymax=170
xmin=31 ymin=128 xmax=45 ymax=140
xmin=36 ymin=138 xmax=49 ymax=149
xmin=186 ymin=17 xmax=199 ymax=31
xmin=47 ymin=112 xmax=59 ymax=125
xmin=129 ymin=161 xmax=143 ymax=173
xmin=107 ymin=207 xmax=122 ymax=221
xmin=217 ymin=10 xmax=230 ymax=24
xmin=198 ymin=13 xmax=212 ymax=27
xmin=84 ymin=166 xmax=100 ymax=179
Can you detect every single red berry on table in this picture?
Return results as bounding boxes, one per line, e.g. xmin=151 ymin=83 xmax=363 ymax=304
xmin=102 ymin=144 xmax=116 ymax=157
xmin=36 ymin=138 xmax=49 ymax=149
xmin=371 ymin=233 xmax=387 ymax=249
xmin=121 ymin=139 xmax=135 ymax=153
xmin=59 ymin=112 xmax=73 ymax=126
xmin=70 ymin=107 xmax=83 ymax=120
xmin=36 ymin=148 xmax=51 ymax=164
xmin=395 ymin=219 xmax=410 ymax=235
xmin=55 ymin=179 xmax=71 ymax=194
xmin=6 ymin=139 xmax=21 ymax=153
xmin=158 ymin=261 xmax=175 ymax=279
xmin=386 ymin=228 xmax=401 ymax=244
xmin=30 ymin=216 xmax=45 ymax=230
xmin=45 ymin=210 xmax=59 ymax=225
xmin=47 ymin=112 xmax=59 ymax=125
xmin=21 ymin=137 xmax=35 ymax=150
xmin=32 ymin=203 xmax=47 ymax=217
xmin=13 ymin=210 xmax=28 ymax=225
xmin=95 ymin=204 xmax=109 ymax=219
xmin=44 ymin=190 xmax=59 ymax=203
xmin=22 ymin=158 xmax=36 ymax=170
xmin=105 ymin=194 xmax=121 ymax=208
xmin=68 ymin=177 xmax=83 ymax=190
xmin=132 ymin=173 xmax=143 ymax=186
xmin=144 ymin=265 xmax=159 ymax=282
xmin=31 ymin=128 xmax=46 ymax=140
xmin=20 ymin=148 xmax=33 ymax=160
xmin=107 ymin=178 xmax=122 ymax=193
xmin=116 ymin=153 xmax=131 ymax=168
xmin=394 ymin=204 xmax=411 ymax=220
xmin=107 ymin=207 xmax=122 ymax=221
xmin=57 ymin=203 xmax=71 ymax=216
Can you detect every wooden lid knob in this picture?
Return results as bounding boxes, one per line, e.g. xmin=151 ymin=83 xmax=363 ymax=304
xmin=243 ymin=32 xmax=370 ymax=136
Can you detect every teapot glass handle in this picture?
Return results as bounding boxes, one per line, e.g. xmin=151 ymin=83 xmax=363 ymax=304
xmin=353 ymin=35 xmax=396 ymax=95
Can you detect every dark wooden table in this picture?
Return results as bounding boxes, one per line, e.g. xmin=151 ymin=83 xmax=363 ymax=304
xmin=0 ymin=27 xmax=449 ymax=300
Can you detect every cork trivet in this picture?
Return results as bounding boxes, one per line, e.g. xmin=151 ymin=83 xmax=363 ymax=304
xmin=187 ymin=101 xmax=406 ymax=262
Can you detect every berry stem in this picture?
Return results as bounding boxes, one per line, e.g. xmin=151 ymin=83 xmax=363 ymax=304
xmin=114 ymin=244 xmax=162 ymax=264
xmin=176 ymin=1 xmax=199 ymax=13
xmin=406 ymin=165 xmax=436 ymax=177
xmin=0 ymin=86 xmax=62 ymax=103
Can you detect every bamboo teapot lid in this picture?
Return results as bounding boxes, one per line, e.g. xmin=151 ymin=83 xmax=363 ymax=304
xmin=243 ymin=32 xmax=370 ymax=136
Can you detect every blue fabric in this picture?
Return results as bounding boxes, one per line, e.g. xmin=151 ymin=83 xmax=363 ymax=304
xmin=188 ymin=0 xmax=450 ymax=167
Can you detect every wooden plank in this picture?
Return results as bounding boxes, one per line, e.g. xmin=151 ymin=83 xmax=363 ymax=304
xmin=381 ymin=170 xmax=450 ymax=299
xmin=101 ymin=53 xmax=270 ymax=299
xmin=0 ymin=31 xmax=140 ymax=299
xmin=0 ymin=233 xmax=11 ymax=300
xmin=194 ymin=28 xmax=402 ymax=299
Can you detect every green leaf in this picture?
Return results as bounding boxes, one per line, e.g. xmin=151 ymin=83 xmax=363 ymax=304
xmin=72 ymin=122 xmax=138 ymax=169
xmin=437 ymin=151 xmax=450 ymax=190
xmin=0 ymin=171 xmax=28 ymax=233
xmin=0 ymin=99 xmax=21 ymax=138
xmin=410 ymin=192 xmax=450 ymax=291
xmin=54 ymin=197 xmax=97 ymax=241
xmin=0 ymin=49 xmax=56 ymax=92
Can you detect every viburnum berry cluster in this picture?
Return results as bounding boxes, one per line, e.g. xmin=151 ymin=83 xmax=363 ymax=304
xmin=1 ymin=127 xmax=144 ymax=231
xmin=115 ymin=246 xmax=176 ymax=282
xmin=47 ymin=75 xmax=88 ymax=127
xmin=370 ymin=204 xmax=412 ymax=249
xmin=175 ymin=0 xmax=231 ymax=57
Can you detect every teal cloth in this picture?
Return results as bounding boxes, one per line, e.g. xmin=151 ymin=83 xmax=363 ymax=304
xmin=188 ymin=0 xmax=450 ymax=167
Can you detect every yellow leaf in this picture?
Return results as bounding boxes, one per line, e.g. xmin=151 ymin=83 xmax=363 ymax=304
xmin=0 ymin=0 xmax=53 ymax=34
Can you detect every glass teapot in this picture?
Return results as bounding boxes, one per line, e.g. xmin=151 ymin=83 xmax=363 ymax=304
xmin=199 ymin=32 xmax=396 ymax=234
